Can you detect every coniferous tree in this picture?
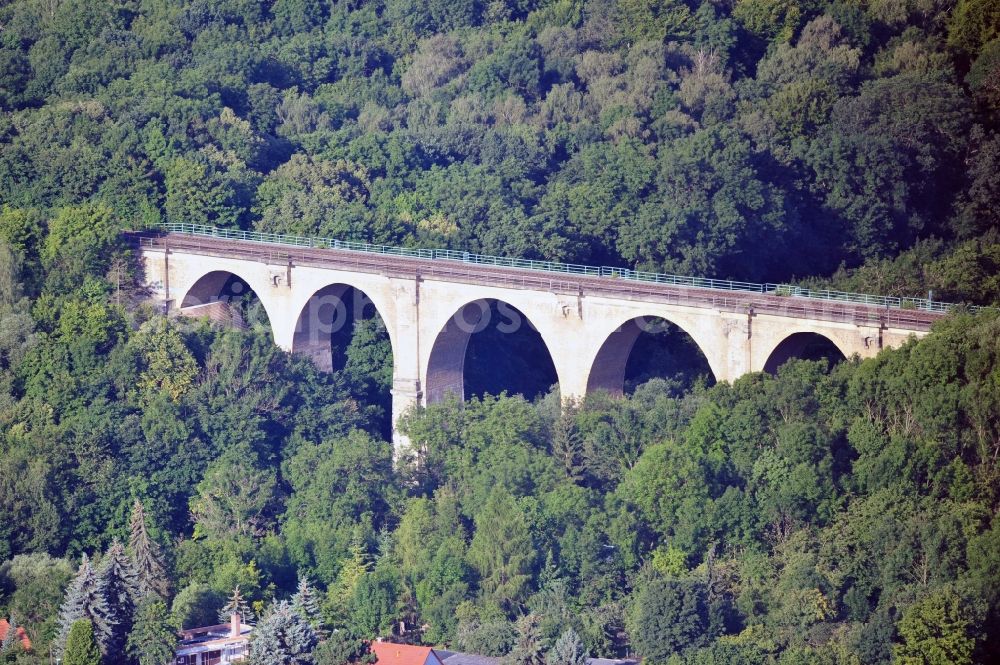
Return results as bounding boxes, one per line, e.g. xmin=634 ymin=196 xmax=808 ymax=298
xmin=537 ymin=550 xmax=559 ymax=591
xmin=55 ymin=555 xmax=113 ymax=658
xmin=547 ymin=629 xmax=587 ymax=665
xmin=128 ymin=500 xmax=169 ymax=600
xmin=551 ymin=405 xmax=585 ymax=483
xmin=249 ymin=601 xmax=318 ymax=665
xmin=99 ymin=540 xmax=140 ymax=664
xmin=218 ymin=585 xmax=256 ymax=624
xmin=329 ymin=532 xmax=370 ymax=625
xmin=290 ymin=575 xmax=323 ymax=630
xmin=127 ymin=597 xmax=178 ymax=665
xmin=468 ymin=489 xmax=535 ymax=611
xmin=528 ymin=556 xmax=573 ymax=644
xmin=64 ymin=619 xmax=101 ymax=665
xmin=507 ymin=614 xmax=545 ymax=665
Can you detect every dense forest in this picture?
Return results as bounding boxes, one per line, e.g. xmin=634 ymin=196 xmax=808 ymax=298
xmin=1 ymin=0 xmax=999 ymax=664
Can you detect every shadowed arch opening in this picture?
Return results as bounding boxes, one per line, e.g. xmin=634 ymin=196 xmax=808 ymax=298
xmin=426 ymin=299 xmax=558 ymax=404
xmin=179 ymin=270 xmax=271 ymax=334
xmin=588 ymin=317 xmax=715 ymax=397
xmin=292 ymin=284 xmax=394 ymax=438
xmin=763 ymin=332 xmax=846 ymax=375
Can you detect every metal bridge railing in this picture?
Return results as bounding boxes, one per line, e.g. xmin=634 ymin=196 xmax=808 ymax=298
xmin=149 ymin=223 xmax=978 ymax=315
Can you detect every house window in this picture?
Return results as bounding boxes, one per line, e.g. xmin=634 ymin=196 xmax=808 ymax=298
xmin=204 ymin=651 xmax=222 ymax=665
xmin=176 ymin=656 xmax=196 ymax=665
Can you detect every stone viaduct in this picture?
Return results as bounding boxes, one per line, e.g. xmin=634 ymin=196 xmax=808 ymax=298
xmin=131 ymin=226 xmax=950 ymax=451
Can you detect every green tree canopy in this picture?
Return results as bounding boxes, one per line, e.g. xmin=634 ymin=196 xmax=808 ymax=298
xmin=127 ymin=598 xmax=178 ymax=665
xmin=63 ymin=619 xmax=101 ymax=665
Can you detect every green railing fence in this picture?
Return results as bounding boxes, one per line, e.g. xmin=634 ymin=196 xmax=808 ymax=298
xmin=150 ymin=223 xmax=978 ymax=314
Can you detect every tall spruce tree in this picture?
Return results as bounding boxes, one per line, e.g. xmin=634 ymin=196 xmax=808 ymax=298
xmin=547 ymin=629 xmax=587 ymax=665
xmin=328 ymin=532 xmax=370 ymax=625
xmin=468 ymin=489 xmax=535 ymax=611
xmin=128 ymin=500 xmax=169 ymax=599
xmin=249 ymin=601 xmax=318 ymax=665
xmin=218 ymin=586 xmax=256 ymax=624
xmin=64 ymin=619 xmax=101 ymax=665
xmin=98 ymin=540 xmax=140 ymax=664
xmin=507 ymin=614 xmax=545 ymax=665
xmin=551 ymin=404 xmax=585 ymax=483
xmin=290 ymin=575 xmax=322 ymax=631
xmin=55 ymin=554 xmax=113 ymax=658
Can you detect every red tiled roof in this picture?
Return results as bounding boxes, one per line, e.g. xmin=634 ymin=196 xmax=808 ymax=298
xmin=371 ymin=642 xmax=442 ymax=665
xmin=0 ymin=619 xmax=32 ymax=651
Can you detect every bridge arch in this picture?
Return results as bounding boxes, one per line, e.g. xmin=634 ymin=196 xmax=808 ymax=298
xmin=182 ymin=270 xmax=235 ymax=308
xmin=424 ymin=298 xmax=558 ymax=404
xmin=586 ymin=315 xmax=717 ymax=396
xmin=179 ymin=269 xmax=278 ymax=335
xmin=291 ymin=281 xmax=396 ymax=437
xmin=761 ymin=331 xmax=848 ymax=375
xmin=290 ymin=283 xmax=397 ymax=373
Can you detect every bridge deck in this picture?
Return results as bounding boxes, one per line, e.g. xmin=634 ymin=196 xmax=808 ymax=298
xmin=129 ymin=230 xmax=947 ymax=332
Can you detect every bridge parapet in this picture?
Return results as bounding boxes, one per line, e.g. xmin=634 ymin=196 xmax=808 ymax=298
xmin=131 ymin=224 xmax=979 ymax=314
xmin=128 ymin=225 xmax=969 ymax=332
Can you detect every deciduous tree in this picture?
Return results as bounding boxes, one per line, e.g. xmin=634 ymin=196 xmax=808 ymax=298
xmin=626 ymin=577 xmax=709 ymax=661
xmin=894 ymin=587 xmax=978 ymax=665
xmin=127 ymin=598 xmax=178 ymax=665
xmin=190 ymin=447 xmax=277 ymax=541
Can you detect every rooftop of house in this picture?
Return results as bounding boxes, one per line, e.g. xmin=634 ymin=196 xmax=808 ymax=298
xmin=387 ymin=646 xmax=638 ymax=665
xmin=435 ymin=650 xmax=499 ymax=665
xmin=178 ymin=614 xmax=252 ymax=653
xmin=0 ymin=619 xmax=32 ymax=652
xmin=371 ymin=641 xmax=445 ymax=665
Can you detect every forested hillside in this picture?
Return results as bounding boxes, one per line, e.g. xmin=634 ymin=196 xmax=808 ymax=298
xmin=0 ymin=0 xmax=998 ymax=294
xmin=1 ymin=0 xmax=999 ymax=664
